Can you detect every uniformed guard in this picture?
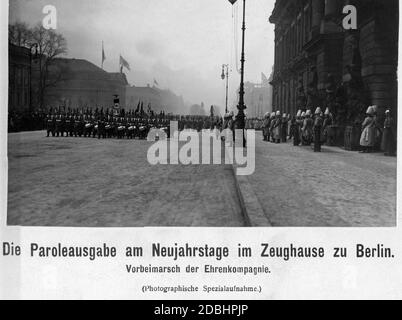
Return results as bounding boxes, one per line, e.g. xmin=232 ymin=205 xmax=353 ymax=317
xmin=55 ymin=113 xmax=63 ymax=137
xmin=281 ymin=113 xmax=288 ymax=143
xmin=322 ymin=108 xmax=332 ymax=145
xmin=46 ymin=113 xmax=56 ymax=137
xmin=273 ymin=111 xmax=282 ymax=144
xmin=269 ymin=112 xmax=275 ymax=142
xmin=381 ymin=109 xmax=396 ymax=156
xmin=291 ymin=110 xmax=302 ymax=146
xmin=76 ymin=114 xmax=85 ymax=137
xmin=359 ymin=106 xmax=376 ymax=153
xmin=302 ymin=110 xmax=314 ymax=146
xmin=313 ymin=107 xmax=324 ymax=152
xmin=262 ymin=112 xmax=271 ymax=142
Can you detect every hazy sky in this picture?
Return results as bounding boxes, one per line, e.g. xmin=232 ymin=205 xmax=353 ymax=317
xmin=10 ymin=0 xmax=275 ymax=108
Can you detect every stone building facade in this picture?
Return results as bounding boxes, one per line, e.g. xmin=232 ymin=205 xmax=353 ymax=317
xmin=269 ymin=0 xmax=398 ymax=124
xmin=243 ymin=81 xmax=273 ymax=118
xmin=126 ymin=85 xmax=186 ymax=115
xmin=8 ymin=44 xmax=31 ymax=112
xmin=42 ymin=58 xmax=128 ymax=110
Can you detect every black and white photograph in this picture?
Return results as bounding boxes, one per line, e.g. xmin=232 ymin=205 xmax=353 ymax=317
xmin=7 ymin=0 xmax=398 ymax=228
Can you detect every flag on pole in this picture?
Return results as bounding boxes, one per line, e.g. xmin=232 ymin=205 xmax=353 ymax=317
xmin=261 ymin=72 xmax=269 ymax=86
xmin=153 ymin=78 xmax=159 ymax=86
xmin=135 ymin=101 xmax=140 ymax=114
xmin=119 ymin=55 xmax=131 ymax=72
xmin=228 ymin=0 xmax=237 ymax=4
xmin=102 ymin=41 xmax=106 ymax=69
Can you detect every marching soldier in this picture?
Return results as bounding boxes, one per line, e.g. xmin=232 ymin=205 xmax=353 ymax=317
xmin=46 ymin=113 xmax=56 ymax=137
xmin=97 ymin=116 xmax=106 ymax=139
xmin=65 ymin=114 xmax=73 ymax=137
xmin=83 ymin=114 xmax=93 ymax=138
xmin=75 ymin=114 xmax=84 ymax=137
xmin=55 ymin=113 xmax=64 ymax=137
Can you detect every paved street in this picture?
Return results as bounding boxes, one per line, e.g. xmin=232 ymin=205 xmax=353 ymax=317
xmin=7 ymin=131 xmax=397 ymax=227
xmin=248 ymin=132 xmax=397 ymax=227
xmin=7 ymin=131 xmax=245 ymax=227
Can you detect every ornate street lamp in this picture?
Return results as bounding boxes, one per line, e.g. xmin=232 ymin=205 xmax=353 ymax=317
xmin=29 ymin=43 xmax=39 ymax=112
xmin=221 ymin=64 xmax=229 ymax=114
xmin=227 ymin=0 xmax=246 ymax=147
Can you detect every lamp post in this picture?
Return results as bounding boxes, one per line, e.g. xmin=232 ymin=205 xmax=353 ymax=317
xmin=228 ymin=0 xmax=246 ymax=147
xmin=221 ymin=64 xmax=229 ymax=114
xmin=29 ymin=43 xmax=38 ymax=113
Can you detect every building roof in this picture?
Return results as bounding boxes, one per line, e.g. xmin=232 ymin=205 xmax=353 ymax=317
xmin=9 ymin=43 xmax=31 ymax=63
xmin=52 ymin=58 xmax=129 ymax=85
xmin=54 ymin=58 xmax=106 ymax=73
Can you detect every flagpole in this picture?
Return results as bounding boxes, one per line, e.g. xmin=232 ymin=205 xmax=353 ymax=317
xmin=228 ymin=0 xmax=247 ymax=148
xmin=102 ymin=41 xmax=104 ymax=69
xmin=237 ymin=0 xmax=246 ymax=148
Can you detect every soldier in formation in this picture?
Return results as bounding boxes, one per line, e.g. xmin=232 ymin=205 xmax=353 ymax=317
xmin=262 ymin=112 xmax=271 ymax=142
xmin=359 ymin=106 xmax=377 ymax=153
xmin=43 ymin=107 xmax=242 ymax=140
xmin=44 ymin=107 xmax=173 ymax=140
xmin=301 ymin=110 xmax=314 ymax=146
xmin=381 ymin=109 xmax=396 ymax=156
xmin=264 ymin=104 xmax=395 ymax=157
xmin=313 ymin=107 xmax=324 ymax=152
xmin=281 ymin=113 xmax=288 ymax=143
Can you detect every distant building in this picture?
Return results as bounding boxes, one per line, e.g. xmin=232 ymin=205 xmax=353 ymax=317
xmin=269 ymin=0 xmax=398 ymax=121
xmin=242 ymin=73 xmax=273 ymax=118
xmin=126 ymin=85 xmax=186 ymax=114
xmin=40 ymin=58 xmax=128 ymax=109
xmin=9 ymin=44 xmax=31 ymax=112
xmin=189 ymin=102 xmax=207 ymax=116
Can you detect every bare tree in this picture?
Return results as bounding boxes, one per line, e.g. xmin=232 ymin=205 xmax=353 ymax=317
xmin=9 ymin=22 xmax=32 ymax=47
xmin=30 ymin=23 xmax=68 ymax=108
xmin=9 ymin=22 xmax=68 ymax=109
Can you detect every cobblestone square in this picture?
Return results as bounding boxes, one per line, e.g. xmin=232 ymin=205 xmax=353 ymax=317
xmin=7 ymin=131 xmax=397 ymax=227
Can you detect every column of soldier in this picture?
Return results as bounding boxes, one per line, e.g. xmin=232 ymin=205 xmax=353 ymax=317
xmin=262 ymin=108 xmax=327 ymax=152
xmin=44 ymin=107 xmax=225 ymax=140
xmin=262 ymin=106 xmax=396 ymax=156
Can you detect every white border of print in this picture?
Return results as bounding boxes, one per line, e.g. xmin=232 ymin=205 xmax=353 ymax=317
xmin=0 ymin=0 xmax=401 ymax=300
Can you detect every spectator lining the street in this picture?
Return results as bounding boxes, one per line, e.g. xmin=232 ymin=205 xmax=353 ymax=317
xmin=359 ymin=106 xmax=376 ymax=153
